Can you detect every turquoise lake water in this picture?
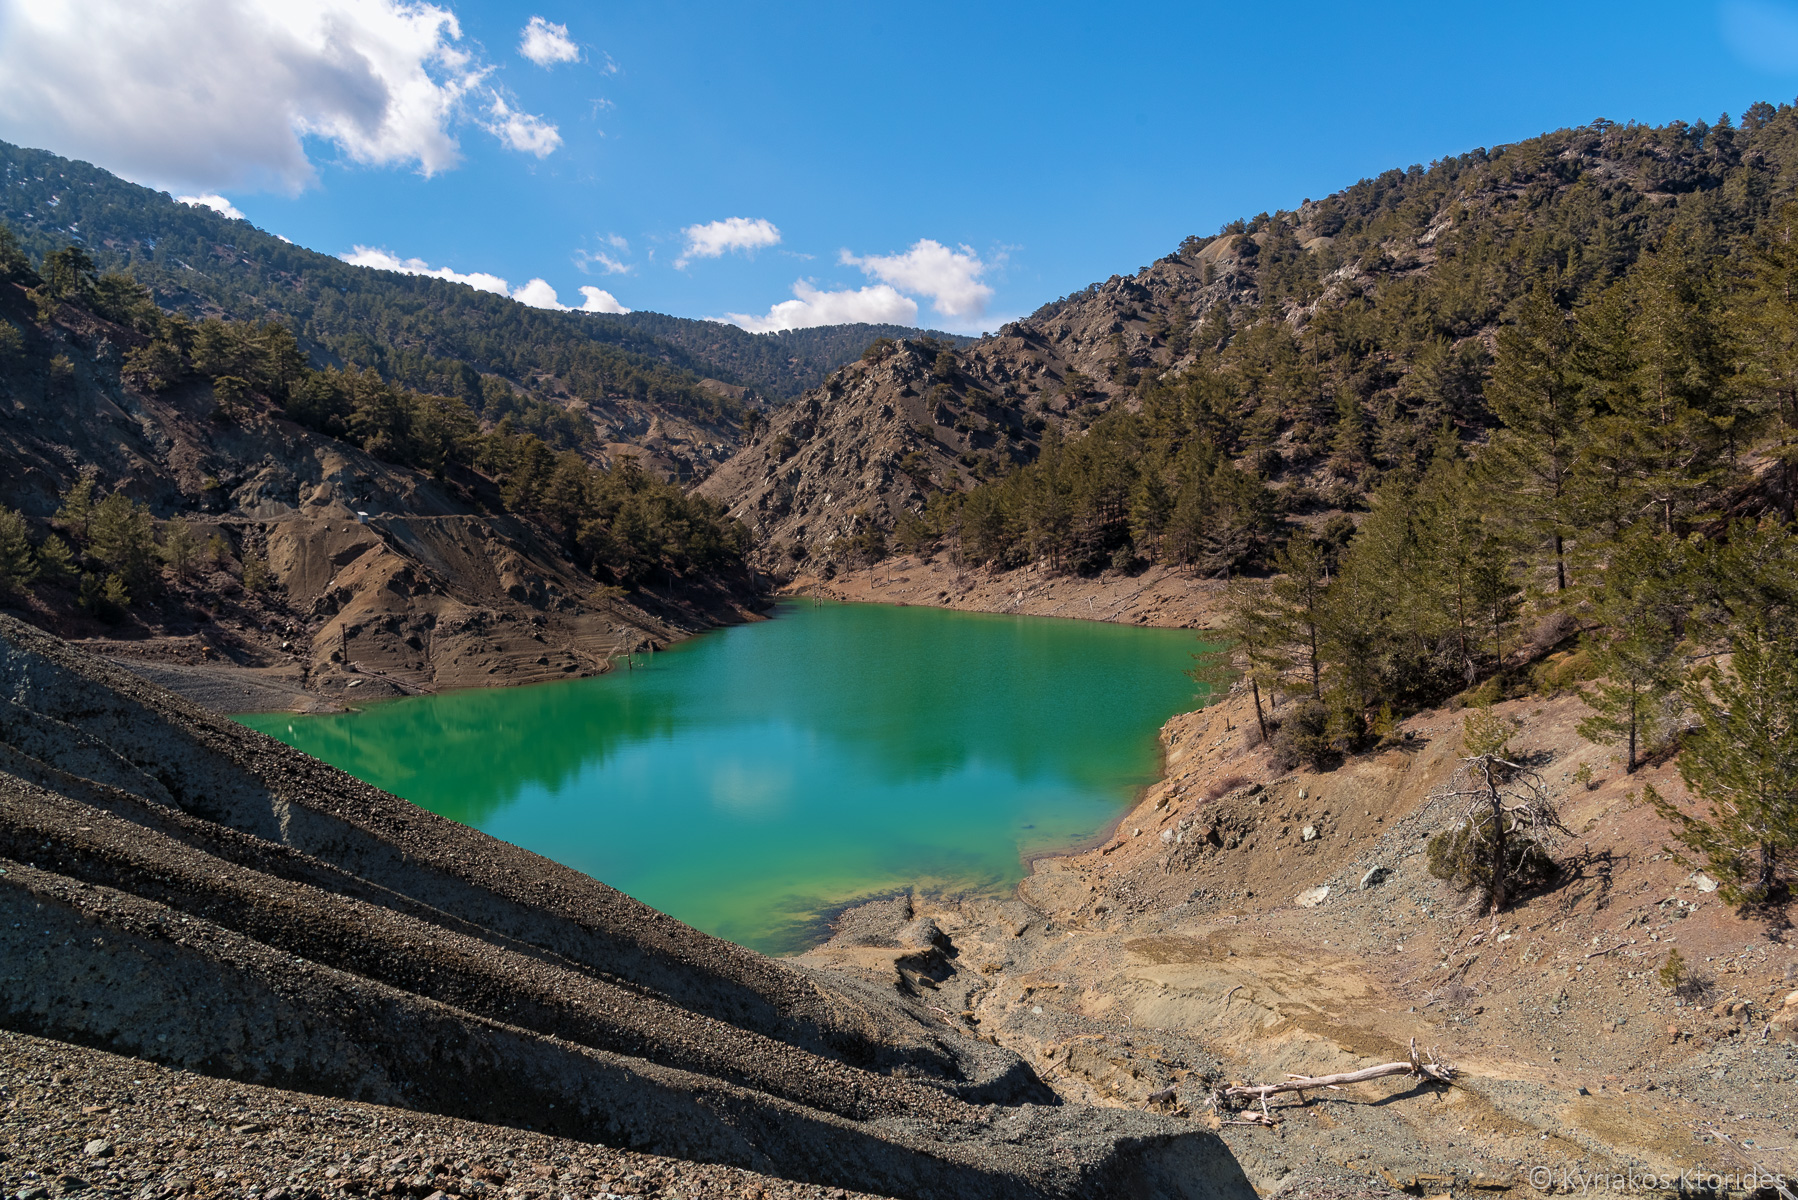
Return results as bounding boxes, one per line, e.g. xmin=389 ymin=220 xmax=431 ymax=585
xmin=238 ymin=600 xmax=1208 ymax=953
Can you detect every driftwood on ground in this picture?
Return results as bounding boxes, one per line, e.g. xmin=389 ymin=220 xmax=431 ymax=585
xmin=1222 ymin=1039 xmax=1454 ymax=1110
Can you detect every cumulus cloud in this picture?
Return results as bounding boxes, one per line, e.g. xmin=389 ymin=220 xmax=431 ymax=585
xmin=724 ymin=281 xmax=917 ymax=333
xmin=842 ymin=239 xmax=993 ymax=319
xmin=340 ymin=245 xmax=627 ymax=312
xmin=675 ymin=217 xmax=780 ymax=269
xmin=177 ymin=193 xmax=245 ymax=220
xmin=0 ymin=0 xmax=561 ymax=193
xmin=342 ymin=245 xmax=511 ymax=294
xmin=576 ymin=286 xmax=629 ymax=314
xmin=518 ymin=16 xmax=579 ymax=67
xmin=484 ymin=93 xmax=562 ymax=157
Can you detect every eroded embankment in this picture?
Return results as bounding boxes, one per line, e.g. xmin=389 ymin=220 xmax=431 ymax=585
xmin=0 ymin=613 xmax=1253 ymax=1200
xmin=790 ymin=558 xmax=1224 ymax=630
xmin=801 ymin=686 xmax=1798 ymax=1196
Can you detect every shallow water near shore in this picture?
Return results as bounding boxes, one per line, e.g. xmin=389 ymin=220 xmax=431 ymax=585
xmin=239 ymin=600 xmax=1208 ymax=953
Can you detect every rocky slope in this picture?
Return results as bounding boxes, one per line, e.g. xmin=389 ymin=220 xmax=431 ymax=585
xmin=701 ymin=113 xmax=1782 ymax=568
xmin=0 ymin=279 xmax=759 ymax=710
xmin=0 ymin=614 xmax=1251 ymax=1198
xmin=696 ymin=288 xmax=1201 ymax=564
xmin=801 ymin=686 xmax=1798 ymax=1196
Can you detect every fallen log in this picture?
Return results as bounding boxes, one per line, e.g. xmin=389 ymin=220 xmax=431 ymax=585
xmin=1223 ymin=1038 xmax=1454 ymax=1104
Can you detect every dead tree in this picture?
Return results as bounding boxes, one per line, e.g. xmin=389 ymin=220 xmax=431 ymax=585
xmin=1427 ymin=742 xmax=1567 ymax=915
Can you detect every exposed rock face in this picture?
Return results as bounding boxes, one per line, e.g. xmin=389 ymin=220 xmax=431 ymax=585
xmin=0 ymin=286 xmax=759 ymax=705
xmin=0 ymin=615 xmax=1251 ymax=1198
xmin=696 ymin=253 xmax=1257 ymax=565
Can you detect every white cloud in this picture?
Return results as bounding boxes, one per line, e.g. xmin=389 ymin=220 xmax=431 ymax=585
xmin=341 ymin=245 xmax=628 ymax=313
xmin=675 ymin=217 xmax=780 ymax=269
xmin=575 ymin=248 xmax=631 ymax=275
xmin=724 ymin=281 xmax=917 ymax=333
xmin=341 ymin=245 xmax=512 ymax=295
xmin=176 ymin=193 xmax=245 ymax=220
xmin=0 ymin=0 xmax=561 ymax=194
xmin=518 ymin=16 xmax=579 ymax=67
xmin=576 ymin=286 xmax=629 ymax=314
xmin=842 ymin=239 xmax=993 ymax=319
xmin=508 ymin=277 xmax=565 ymax=308
xmin=484 ymin=93 xmax=562 ymax=157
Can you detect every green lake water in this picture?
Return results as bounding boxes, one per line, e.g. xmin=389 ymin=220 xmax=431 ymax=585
xmin=238 ymin=600 xmax=1208 ymax=954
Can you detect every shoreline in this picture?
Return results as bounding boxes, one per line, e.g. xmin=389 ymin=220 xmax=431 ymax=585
xmin=788 ymin=556 xmax=1227 ymax=629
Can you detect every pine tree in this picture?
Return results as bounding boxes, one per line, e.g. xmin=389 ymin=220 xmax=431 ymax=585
xmin=1270 ymin=536 xmax=1330 ymax=699
xmin=1648 ymin=620 xmax=1798 ymax=905
xmin=88 ymin=492 xmax=157 ymax=591
xmin=33 ymin=535 xmax=75 ymax=585
xmin=1739 ymin=203 xmax=1798 ymax=519
xmin=1191 ymin=577 xmax=1290 ymax=741
xmin=160 ymin=518 xmax=200 ymax=581
xmin=1576 ymin=530 xmax=1688 ymax=772
xmin=1483 ymin=280 xmax=1585 ymax=591
xmin=1623 ymin=243 xmax=1730 ymax=530
xmin=53 ymin=472 xmax=97 ymax=544
xmin=1418 ymin=454 xmax=1488 ymax=683
xmin=0 ymin=508 xmax=36 ymax=597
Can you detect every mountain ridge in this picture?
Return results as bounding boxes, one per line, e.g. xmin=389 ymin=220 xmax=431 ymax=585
xmin=0 ymin=138 xmax=966 ymax=481
xmin=702 ymin=106 xmax=1798 ymax=574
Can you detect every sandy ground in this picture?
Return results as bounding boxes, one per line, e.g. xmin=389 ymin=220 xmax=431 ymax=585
xmin=801 ymin=686 xmax=1798 ymax=1197
xmin=793 ymin=557 xmax=1226 ymax=629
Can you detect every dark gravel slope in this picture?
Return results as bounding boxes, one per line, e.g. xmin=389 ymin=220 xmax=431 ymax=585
xmin=0 ymin=615 xmax=1250 ymax=1200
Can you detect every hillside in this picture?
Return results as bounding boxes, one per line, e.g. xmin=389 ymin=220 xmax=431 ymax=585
xmin=0 ymin=614 xmax=1248 ymax=1199
xmin=0 ymin=255 xmax=761 ymax=707
xmin=594 ymin=311 xmax=974 ymax=401
xmin=703 ymin=107 xmax=1795 ymax=574
xmin=0 ymin=139 xmax=956 ymax=481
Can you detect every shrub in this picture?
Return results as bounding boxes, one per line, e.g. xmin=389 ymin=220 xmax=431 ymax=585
xmin=1427 ymin=819 xmax=1558 ymax=904
xmin=1268 ymin=699 xmax=1332 ymax=772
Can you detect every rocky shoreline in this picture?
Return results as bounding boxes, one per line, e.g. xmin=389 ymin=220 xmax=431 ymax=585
xmin=802 ymin=684 xmax=1798 ymax=1195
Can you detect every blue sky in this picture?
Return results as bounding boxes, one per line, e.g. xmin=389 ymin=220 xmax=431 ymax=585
xmin=3 ymin=0 xmax=1798 ymax=333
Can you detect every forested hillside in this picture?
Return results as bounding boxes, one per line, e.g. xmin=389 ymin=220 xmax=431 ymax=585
xmin=702 ymin=104 xmax=1798 ymax=904
xmin=0 ymin=229 xmax=757 ymax=696
xmin=0 ymin=139 xmax=949 ymax=480
xmin=593 ymin=312 xmax=971 ymax=401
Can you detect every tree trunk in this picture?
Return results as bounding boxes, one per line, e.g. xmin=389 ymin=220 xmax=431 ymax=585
xmin=1626 ymin=690 xmax=1639 ymax=774
xmin=1554 ymin=532 xmax=1566 ymax=592
xmin=1251 ymin=678 xmax=1268 ymax=742
xmin=1487 ymin=784 xmax=1509 ymax=916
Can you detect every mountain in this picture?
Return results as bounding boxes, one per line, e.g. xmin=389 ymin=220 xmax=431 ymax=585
xmin=702 ymin=107 xmax=1795 ymax=575
xmin=593 ymin=311 xmax=975 ymax=402
xmin=0 ymin=248 xmax=761 ymax=702
xmin=0 ymin=139 xmax=961 ymax=481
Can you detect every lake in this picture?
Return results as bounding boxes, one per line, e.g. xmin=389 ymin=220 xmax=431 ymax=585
xmin=238 ymin=600 xmax=1208 ymax=954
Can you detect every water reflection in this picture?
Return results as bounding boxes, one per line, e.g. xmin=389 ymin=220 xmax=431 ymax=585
xmin=242 ymin=601 xmax=1207 ymax=953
